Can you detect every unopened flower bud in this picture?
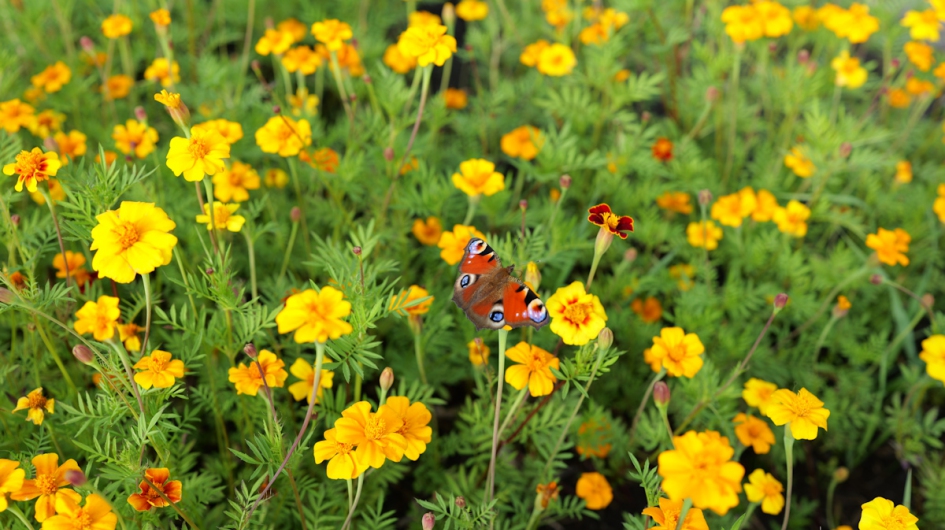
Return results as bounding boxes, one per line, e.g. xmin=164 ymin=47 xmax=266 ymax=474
xmin=134 ymin=106 xmax=147 ymax=122
xmin=797 ymin=49 xmax=810 ymax=64
xmin=251 ymin=59 xmax=261 ymax=71
xmin=352 ymin=246 xmax=362 ymax=256
xmin=698 ymin=189 xmax=712 ymax=206
xmin=206 ymin=267 xmax=215 ymax=275
xmin=891 ymin=58 xmax=901 ymax=70
xmin=525 ymin=262 xmax=541 ymax=291
xmin=641 ymin=111 xmax=651 ymax=123
xmin=773 ymin=293 xmax=789 ymax=311
xmin=72 ymin=344 xmax=94 ymax=363
xmin=272 ymin=105 xmax=281 ymax=114
xmin=455 ymin=496 xmax=466 ymax=509
xmin=290 ymin=207 xmax=301 ymax=222
xmin=624 ymin=248 xmax=638 ymax=262
xmin=653 ymin=381 xmax=670 ymax=406
xmin=519 ymin=199 xmax=527 ymax=211
xmin=243 ymin=343 xmax=258 ymax=359
xmin=80 ymin=36 xmax=95 ymax=53
xmin=442 ymin=2 xmax=456 ymax=25
xmin=834 ymin=467 xmax=849 ymax=483
xmin=705 ymin=86 xmax=719 ymax=102
xmin=65 ymin=469 xmax=87 ymax=487
xmin=10 ymin=214 xmax=19 ymax=227
xmin=380 ymin=367 xmax=394 ymax=392
xmin=422 ymin=512 xmax=435 ymax=530
xmin=597 ymin=328 xmax=613 ymax=350
xmin=0 ymin=287 xmax=14 ymax=304
xmin=362 ymin=74 xmax=372 ymax=84
xmin=349 ymin=94 xmax=357 ymax=102
xmin=870 ymin=274 xmax=883 ymax=285
xmin=839 ymin=142 xmax=852 ymax=159
xmin=465 ymin=44 xmax=473 ymax=52
xmin=559 ymin=174 xmax=572 ymax=189
xmin=384 ymin=147 xmax=394 ymax=161
xmin=921 ymin=294 xmax=934 ymax=310
xmin=768 ymin=42 xmax=777 ymax=53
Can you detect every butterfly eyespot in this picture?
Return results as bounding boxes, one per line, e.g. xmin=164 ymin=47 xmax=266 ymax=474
xmin=527 ymin=299 xmax=548 ymax=324
xmin=490 ymin=311 xmax=504 ymax=322
xmin=467 ymin=238 xmax=487 ymax=254
xmin=460 ymin=275 xmax=471 ymax=288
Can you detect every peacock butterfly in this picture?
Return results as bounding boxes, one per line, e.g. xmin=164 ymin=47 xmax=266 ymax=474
xmin=451 ymin=238 xmax=549 ymax=330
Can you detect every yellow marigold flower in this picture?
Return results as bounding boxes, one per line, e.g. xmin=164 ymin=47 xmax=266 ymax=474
xmin=90 ymin=201 xmax=178 ymax=283
xmin=438 ymin=224 xmax=486 ymax=265
xmin=742 ymin=378 xmax=778 ymax=415
xmin=288 ymin=358 xmax=334 ymax=403
xmin=264 ymin=168 xmax=289 ymax=188
xmin=755 ymin=1 xmax=792 ymax=38
xmin=546 ymin=281 xmax=608 ymax=346
xmin=31 ymin=61 xmax=72 ymax=93
xmin=127 ymin=468 xmax=182 ymax=512
xmin=30 ymin=177 xmax=66 ymax=205
xmin=409 ymin=11 xmax=442 ymax=27
xmin=133 ymin=350 xmax=185 ymax=389
xmin=744 ymin=469 xmax=784 ymax=515
xmin=642 ymin=497 xmax=709 ymax=530
xmin=102 ymin=74 xmax=134 ymax=100
xmin=906 ymin=77 xmax=934 ymax=96
xmin=192 ymin=119 xmax=243 ymax=145
xmin=631 ymin=297 xmax=662 ymax=324
xmin=255 ymin=115 xmax=312 ymax=157
xmin=412 ymin=216 xmax=443 ymax=246
xmin=213 ymin=161 xmax=259 ymax=202
xmin=444 ymin=88 xmax=468 ymax=109
xmin=166 ymin=127 xmax=230 ymax=181
xmin=825 ymin=3 xmax=879 ymax=44
xmin=12 ymin=388 xmax=55 ymax=426
xmin=686 ymin=220 xmax=723 ymax=250
xmin=859 ymin=497 xmax=918 ymax=530
xmin=933 ymin=184 xmax=945 ymax=222
xmin=144 ymin=58 xmax=181 ymax=87
xmin=0 ymin=99 xmax=34 ymax=133
xmin=579 ymin=23 xmax=610 ymax=45
xmin=315 ymin=428 xmax=365 ymax=480
xmin=282 ymin=45 xmax=323 ymax=74
xmin=711 ymin=188 xmax=757 ymax=228
xmin=765 ymin=387 xmax=830 ymax=440
xmin=391 ymin=285 xmax=433 ymax=316
xmin=504 ymin=342 xmax=560 ymax=397
xmin=228 ymin=349 xmax=288 ymax=395
xmin=643 ymin=348 xmax=662 ymax=373
xmin=575 ymin=472 xmax=612 ymax=510
xmin=383 ymin=397 xmax=432 ymax=461
xmin=335 ymin=401 xmax=408 ymax=468
xmin=0 ymin=459 xmax=25 ymax=513
xmin=656 ymin=192 xmax=692 ymax=214
xmin=23 ymin=86 xmax=45 ymax=104
xmin=888 ymin=88 xmax=911 ymax=108
xmin=53 ymin=251 xmax=90 ymax=286
xmin=866 ymin=227 xmax=911 ymax=266
xmin=520 ymin=40 xmax=550 ymax=67
xmin=905 ymin=41 xmax=934 ymax=72
xmin=456 ymin=0 xmax=489 ymax=21
xmin=648 ymin=327 xmax=705 ymax=378
xmin=44 ymin=493 xmax=117 ymax=529
xmin=537 ymin=43 xmax=577 ymax=76
xmin=112 ymin=120 xmax=159 ymax=159
xmin=902 ymin=9 xmax=940 ymax=41
xmin=383 ymin=43 xmax=418 ymax=74
xmin=772 ymin=199 xmax=811 ymax=238
xmin=397 ymin=24 xmax=456 ymax=67
xmin=452 ymin=158 xmax=505 ymax=197
xmin=920 ymin=335 xmax=945 ymax=384
xmin=196 ymin=202 xmax=245 ymax=232
xmin=894 ymin=160 xmax=912 ymax=184
xmin=836 ymin=295 xmax=852 ymax=313
xmin=658 ymin=430 xmax=745 ymax=515
xmin=277 ymin=287 xmax=354 ymax=344
xmin=153 ymin=89 xmax=181 ymax=109
xmin=73 ymin=295 xmax=121 ymax=341
xmin=544 ymin=1 xmax=572 ymax=29
xmin=335 ymin=43 xmax=365 ymax=76
xmin=53 ymin=130 xmax=87 ymax=163
xmin=500 ymin=126 xmax=543 ymax=161
xmin=832 ymin=51 xmax=868 ymax=88
xmin=118 ymin=322 xmax=141 ymax=351
xmin=752 ymin=189 xmax=778 ymax=222
xmin=150 ymin=9 xmax=171 ymax=26
xmin=468 ymin=339 xmax=490 ymax=366
xmin=614 ymin=69 xmax=631 ymax=82
xmin=721 ymin=5 xmax=764 ymax=43
xmin=10 ymin=453 xmax=78 ymax=521
xmin=277 ymin=18 xmax=307 ymax=42
xmin=784 ymin=146 xmax=815 ymax=177
xmin=792 ymin=6 xmax=819 ymax=31
xmin=312 ymin=19 xmax=353 ymax=51
xmin=102 ymin=13 xmax=132 ymax=38
xmin=733 ymin=413 xmax=775 ymax=454
xmin=28 ymin=109 xmax=65 ymax=138
xmin=3 ymin=148 xmax=61 ymax=193
xmin=255 ymin=28 xmax=293 ymax=56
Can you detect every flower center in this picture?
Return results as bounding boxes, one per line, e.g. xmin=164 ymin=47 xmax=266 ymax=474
xmin=28 ymin=393 xmax=47 ymax=410
xmin=16 ymin=151 xmax=48 ymax=179
xmin=365 ymin=416 xmax=386 ymax=440
xmin=146 ymin=481 xmax=165 ymax=501
xmin=71 ymin=509 xmax=92 ymax=530
xmin=114 ymin=222 xmax=140 ymax=251
xmin=148 ymin=356 xmax=168 ymax=372
xmin=762 ymin=482 xmax=781 ymax=497
xmin=600 ymin=212 xmax=621 ymax=231
xmin=563 ymin=300 xmax=591 ymax=324
xmin=666 ymin=342 xmax=688 ymax=362
xmin=188 ymin=137 xmax=210 ymax=159
xmin=36 ymin=473 xmax=58 ymax=496
xmin=228 ymin=171 xmax=243 ymax=186
xmin=879 ymin=514 xmax=908 ymax=530
xmin=788 ymin=395 xmax=816 ymax=418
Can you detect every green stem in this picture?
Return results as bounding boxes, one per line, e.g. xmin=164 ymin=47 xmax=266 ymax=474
xmin=496 ymin=388 xmax=529 ymax=441
xmin=7 ymin=505 xmax=36 ymax=530
xmin=485 ymin=328 xmax=509 ymax=503
xmin=278 ymin=218 xmax=300 ymax=284
xmin=287 ymin=157 xmax=311 ymax=256
xmin=812 ymin=315 xmax=838 ymax=364
xmin=328 ymin=51 xmax=354 ymax=123
xmin=413 ymin=325 xmax=428 ymax=385
xmin=628 ymin=370 xmax=665 ymax=446
xmin=141 ymin=273 xmax=153 ymax=354
xmin=586 ymin=248 xmax=603 ymax=291
xmin=722 ymin=46 xmax=743 ymax=187
xmin=340 ymin=474 xmax=364 ymax=530
xmin=33 ymin=317 xmax=77 ymax=394
xmin=780 ymin=427 xmax=795 ymax=530
xmin=675 ymin=498 xmax=693 ymax=530
xmin=41 ymin=187 xmax=70 ymax=290
xmin=463 ymin=195 xmax=480 ymax=226
xmin=243 ymin=230 xmax=258 ymax=300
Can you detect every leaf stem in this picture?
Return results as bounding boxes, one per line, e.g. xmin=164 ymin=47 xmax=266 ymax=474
xmin=485 ymin=328 xmax=509 ymax=504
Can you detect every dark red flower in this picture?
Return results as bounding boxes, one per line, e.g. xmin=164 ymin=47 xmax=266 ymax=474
xmin=651 ymin=137 xmax=673 ymax=162
xmin=587 ymin=204 xmax=634 ymax=239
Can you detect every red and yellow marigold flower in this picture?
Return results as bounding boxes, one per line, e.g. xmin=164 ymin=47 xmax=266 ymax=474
xmin=255 ymin=116 xmax=312 ymax=157
xmin=443 ymin=88 xmax=468 ymax=109
xmin=133 ymin=350 xmax=185 ymax=389
xmin=504 ymin=342 xmax=560 ymax=397
xmin=866 ymin=227 xmax=911 ymax=266
xmin=334 ymin=401 xmax=408 ymax=468
xmin=631 ymin=297 xmax=662 ymax=324
xmin=858 ymin=497 xmax=919 ymax=530
xmin=288 ymin=358 xmax=334 ymax=403
xmin=648 ymin=327 xmax=705 ymax=378
xmin=744 ymin=469 xmax=785 ymax=515
xmin=113 ymin=120 xmax=159 ymax=159
xmin=42 ymin=493 xmax=117 ymax=530
xmin=73 ymin=295 xmax=120 ymax=341
xmin=166 ymin=127 xmax=231 ymax=182
xmin=452 ymin=158 xmax=505 ymax=197
xmin=546 ymin=281 xmax=608 ymax=346
xmin=127 ymin=468 xmax=182 ymax=512
xmin=228 ymin=349 xmax=288 ymax=395
xmin=437 ymin=225 xmax=486 ymax=265
xmin=12 ymin=388 xmax=55 ymax=426
xmin=397 ymin=24 xmax=457 ymax=67
xmin=3 ymin=148 xmax=61 ymax=193
xmin=53 ymin=251 xmax=90 ymax=287
xmin=765 ymin=387 xmax=830 ymax=440
xmin=276 ymin=287 xmax=354 ymax=344
xmin=31 ymin=62 xmax=72 ymax=93
xmin=0 ymin=459 xmax=25 ymax=513
xmin=658 ymin=430 xmax=745 ymax=515
xmin=652 ymin=138 xmax=674 ymax=162
xmin=686 ymin=220 xmax=723 ymax=250
xmin=642 ymin=497 xmax=709 ymax=530
xmin=587 ymin=204 xmax=634 ymax=239
xmin=575 ymin=472 xmax=612 ymax=510
xmin=90 ymin=202 xmax=178 ymax=284
xmin=314 ymin=428 xmax=364 ymax=480
xmin=535 ymin=482 xmax=560 ymax=509
xmin=11 ymin=453 xmax=79 ymax=521
xmin=733 ymin=413 xmax=775 ymax=454
xmin=501 ymin=126 xmax=544 ymax=160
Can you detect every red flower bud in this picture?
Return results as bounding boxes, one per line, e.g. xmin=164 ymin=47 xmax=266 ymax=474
xmin=380 ymin=367 xmax=394 ymax=392
xmin=243 ymin=343 xmax=258 ymax=359
xmin=559 ymin=174 xmax=572 ymax=189
xmin=134 ymin=106 xmax=147 ymax=122
xmin=705 ymin=86 xmax=719 ymax=102
xmin=653 ymin=381 xmax=670 ymax=406
xmin=383 ymin=147 xmax=395 ymax=161
xmin=65 ymin=469 xmax=87 ymax=487
xmin=839 ymin=142 xmax=852 ymax=159
xmin=455 ymin=496 xmax=466 ymax=509
xmin=9 ymin=214 xmax=19 ymax=227
xmin=870 ymin=274 xmax=883 ymax=285
xmin=352 ymin=246 xmax=362 ymax=256
xmin=80 ymin=36 xmax=95 ymax=53
xmin=73 ymin=344 xmax=94 ymax=363
xmin=623 ymin=248 xmax=638 ymax=262
xmin=774 ymin=293 xmax=789 ymax=309
xmin=290 ymin=207 xmax=301 ymax=222
xmin=422 ymin=513 xmax=435 ymax=530
xmin=519 ymin=199 xmax=528 ymax=210
xmin=272 ymin=105 xmax=282 ymax=114
xmin=797 ymin=49 xmax=810 ymax=64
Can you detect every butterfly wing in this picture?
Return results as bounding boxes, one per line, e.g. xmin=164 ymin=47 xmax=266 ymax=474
xmin=498 ymin=278 xmax=549 ymax=330
xmin=452 ymin=238 xmax=502 ymax=306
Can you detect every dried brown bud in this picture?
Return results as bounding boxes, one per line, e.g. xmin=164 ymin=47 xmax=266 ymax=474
xmin=352 ymin=246 xmax=362 ymax=256
xmin=774 ymin=293 xmax=789 ymax=310
xmin=597 ymin=328 xmax=613 ymax=350
xmin=839 ymin=142 xmax=852 ymax=159
xmin=797 ymin=49 xmax=810 ymax=64
xmin=698 ymin=189 xmax=713 ymax=206
xmin=422 ymin=513 xmax=436 ymax=530
xmin=243 ymin=343 xmax=258 ymax=359
xmin=705 ymin=86 xmax=719 ymax=102
xmin=624 ymin=248 xmax=638 ymax=262
xmin=870 ymin=274 xmax=883 ymax=285
xmin=65 ymin=469 xmax=87 ymax=487
xmin=272 ymin=105 xmax=281 ymax=114
xmin=0 ymin=287 xmax=14 ymax=304
xmin=290 ymin=207 xmax=301 ymax=222
xmin=559 ymin=174 xmax=572 ymax=189
xmin=80 ymin=36 xmax=95 ymax=53
xmin=653 ymin=381 xmax=670 ymax=406
xmin=72 ymin=344 xmax=94 ymax=363
xmin=455 ymin=496 xmax=466 ymax=509
xmin=641 ymin=111 xmax=652 ymax=122
xmin=380 ymin=367 xmax=394 ymax=392
xmin=921 ymin=294 xmax=934 ymax=310
xmin=834 ymin=467 xmax=849 ymax=483
xmin=9 ymin=214 xmax=19 ymax=227
xmin=383 ymin=147 xmax=394 ymax=161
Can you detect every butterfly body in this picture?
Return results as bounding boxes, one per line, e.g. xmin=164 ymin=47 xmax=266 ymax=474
xmin=452 ymin=238 xmax=549 ymax=330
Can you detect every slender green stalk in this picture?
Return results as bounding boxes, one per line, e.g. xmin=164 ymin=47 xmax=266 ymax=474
xmin=383 ymin=66 xmax=433 ymax=215
xmin=233 ymin=0 xmax=255 ymax=105
xmin=41 ymin=188 xmax=71 ymax=290
xmin=628 ymin=370 xmax=665 ymax=446
xmin=278 ymin=217 xmax=300 ymax=284
xmin=496 ymin=388 xmax=529 ymax=440
xmin=7 ymin=505 xmax=36 ymax=530
xmin=463 ymin=195 xmax=480 ymax=226
xmin=328 ymin=50 xmax=354 ymax=123
xmin=812 ymin=315 xmax=838 ymax=363
xmin=141 ymin=273 xmax=153 ymax=354
xmin=243 ymin=230 xmax=258 ymax=300
xmin=111 ymin=339 xmax=146 ymax=419
xmin=485 ymin=328 xmax=509 ymax=503
xmin=780 ymin=427 xmax=795 ymax=530
xmin=286 ymin=157 xmax=311 ymax=255
xmin=33 ymin=317 xmax=77 ymax=394
xmin=675 ymin=498 xmax=693 ymax=530
xmin=341 ymin=474 xmax=365 ymax=530
xmin=413 ymin=323 xmax=428 ymax=385
xmin=722 ymin=46 xmax=743 ymax=186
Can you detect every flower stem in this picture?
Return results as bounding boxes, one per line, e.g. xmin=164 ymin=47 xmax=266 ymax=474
xmin=248 ymin=341 xmax=326 ymax=519
xmin=141 ymin=475 xmax=201 ymax=529
xmin=243 ymin=230 xmax=258 ymax=300
xmin=141 ymin=273 xmax=153 ymax=354
xmin=111 ymin=340 xmax=146 ymax=420
xmin=463 ymin=194 xmax=480 ymax=226
xmin=675 ymin=498 xmax=693 ymax=530
xmin=485 ymin=328 xmax=509 ymax=504
xmin=33 ymin=316 xmax=77 ymax=394
xmin=628 ymin=370 xmax=665 ymax=446
xmin=780 ymin=427 xmax=795 ymax=530
xmin=286 ymin=156 xmax=311 ymax=256
xmin=384 ymin=65 xmax=433 ymax=216
xmin=278 ymin=218 xmax=300 ymax=284
xmin=328 ymin=50 xmax=354 ymax=123
xmin=722 ymin=46 xmax=743 ymax=187
xmin=341 ymin=475 xmax=365 ymax=530
xmin=496 ymin=388 xmax=529 ymax=441
xmin=586 ymin=246 xmax=604 ymax=291
xmin=413 ymin=325 xmax=428 ymax=385
xmin=41 ymin=187 xmax=70 ymax=290
xmin=7 ymin=505 xmax=36 ymax=530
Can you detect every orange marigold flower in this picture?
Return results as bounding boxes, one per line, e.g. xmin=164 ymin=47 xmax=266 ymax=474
xmin=656 ymin=192 xmax=692 ymax=214
xmin=642 ymin=497 xmax=709 ymax=530
xmin=102 ymin=74 xmax=134 ymax=100
xmin=53 ymin=130 xmax=87 ymax=164
xmin=144 ymin=58 xmax=180 ymax=87
xmin=643 ymin=348 xmax=662 ymax=373
xmin=686 ymin=220 xmax=722 ymax=250
xmin=255 ymin=116 xmax=312 ymax=157
xmin=888 ymin=88 xmax=911 ymax=108
xmin=576 ymin=419 xmax=612 ymax=459
xmin=112 ymin=120 xmax=159 ymax=159
xmin=832 ymin=51 xmax=868 ymax=88
xmin=905 ymin=41 xmax=935 ymax=72
xmin=792 ymin=6 xmax=819 ymax=31
xmin=383 ymin=396 xmax=433 ymax=461
xmin=587 ymin=204 xmax=634 ymax=239
xmin=53 ymin=251 xmax=90 ymax=287
xmin=468 ymin=339 xmax=490 ymax=366
xmin=383 ymin=43 xmax=418 ymax=74
xmin=733 ymin=413 xmax=775 ymax=454
xmin=391 ymin=285 xmax=433 ymax=317
xmin=31 ymin=61 xmax=72 ymax=93
xmin=397 ymin=24 xmax=456 ymax=67
xmin=277 ymin=18 xmax=307 ymax=42
xmin=437 ymin=225 xmax=486 ymax=264
xmin=631 ymin=296 xmax=662 ymax=324
xmin=504 ymin=342 xmax=560 ymax=397
xmin=277 ymin=287 xmax=354 ymax=344
xmin=0 ymin=459 xmax=25 ymax=513
xmin=213 ymin=161 xmax=260 ymax=202
xmin=744 ymin=469 xmax=785 ymax=515
xmin=452 ymin=158 xmax=505 ymax=197
xmin=311 ymin=147 xmax=340 ymax=173
xmin=443 ymin=88 xmax=468 ymax=109
xmin=520 ymin=40 xmax=550 ymax=67
xmin=752 ymin=189 xmax=778 ymax=222
xmin=30 ymin=178 xmax=66 ymax=206
xmin=866 ymin=227 xmax=911 ymax=266
xmin=412 ymin=216 xmax=443 ymax=246
xmin=133 ymin=350 xmax=185 ymax=389
xmin=575 ymin=472 xmax=613 ymax=510
xmin=537 ymin=43 xmax=576 ymax=76
xmin=255 ymin=28 xmax=294 ymax=56
xmin=765 ymin=387 xmax=830 ymax=440
xmin=658 ymin=430 xmax=744 ymax=515
xmin=933 ymin=184 xmax=945 ymax=223
xmin=409 ymin=11 xmax=442 ymax=28
xmin=902 ymin=9 xmax=940 ymax=41
xmin=127 ymin=468 xmax=182 ymax=512
xmin=3 ymin=148 xmax=61 ymax=193
xmin=905 ymin=77 xmax=934 ymax=96
xmin=43 ymin=493 xmax=117 ymax=529
xmin=311 ymin=19 xmax=353 ymax=51
xmin=500 ymin=126 xmax=544 ymax=161
xmin=649 ymin=326 xmax=705 ymax=378
xmin=894 ymin=160 xmax=912 ymax=184
xmin=546 ymin=281 xmax=608 ymax=346
xmin=282 ymin=45 xmax=323 ymax=74
xmin=535 ymin=482 xmax=560 ymax=509
xmin=288 ymin=358 xmax=334 ymax=403
xmin=228 ymin=349 xmax=288 ymax=395
xmin=10 ymin=453 xmax=78 ymax=521
xmin=651 ymin=137 xmax=674 ymax=162
xmin=117 ymin=322 xmax=141 ymax=351
xmin=742 ymin=378 xmax=778 ymax=415
xmin=150 ymin=9 xmax=171 ymax=27
xmin=711 ymin=187 xmax=757 ymax=228
xmin=12 ymin=388 xmax=55 ymax=426
xmin=0 ymin=99 xmax=35 ymax=133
